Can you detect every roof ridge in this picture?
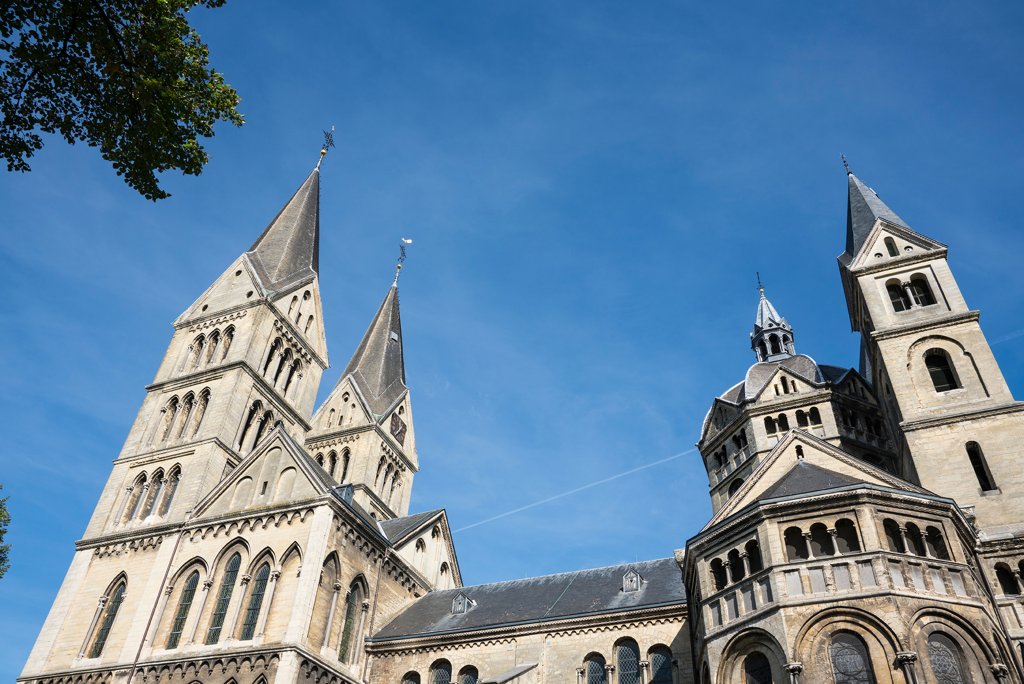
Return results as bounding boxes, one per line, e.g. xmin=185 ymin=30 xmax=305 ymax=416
xmin=448 ymin=557 xmax=676 ymax=593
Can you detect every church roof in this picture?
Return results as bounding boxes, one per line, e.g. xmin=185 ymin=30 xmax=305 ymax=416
xmin=343 ymin=284 xmax=408 ymax=418
xmin=752 ymin=292 xmax=789 ymax=334
xmin=370 ymin=557 xmax=684 ymax=640
xmin=379 ymin=508 xmax=444 ymax=544
xmin=717 ymin=355 xmax=850 ymax=404
xmin=758 ymin=461 xmax=867 ymax=500
xmin=245 ymin=168 xmax=320 ymax=294
xmin=842 ymin=171 xmax=909 ymax=266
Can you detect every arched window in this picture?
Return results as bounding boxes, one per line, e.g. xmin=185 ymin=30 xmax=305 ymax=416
xmin=616 ymin=639 xmax=640 ymax=684
xmin=239 ymin=562 xmax=271 ymax=640
xmin=887 ymin=281 xmax=911 ymax=313
xmin=221 ymin=326 xmax=234 ymax=360
xmin=263 ymin=339 xmax=282 ymax=376
xmin=777 ymin=414 xmax=789 ymax=431
xmin=743 ymin=652 xmax=773 ymax=684
xmin=288 ymin=296 xmax=298 ymax=318
xmin=429 ymin=659 xmax=453 ymax=684
xmin=167 ymin=570 xmax=200 ymax=648
xmin=584 ymin=654 xmax=607 ymax=684
xmin=809 ymin=407 xmax=821 ymax=425
xmin=160 ymin=396 xmax=180 ymax=442
xmin=909 ymin=275 xmax=936 ymax=306
xmin=124 ymin=473 xmax=148 ymax=522
xmin=340 ymin=449 xmax=351 ymax=483
xmin=835 ymin=519 xmax=860 ymax=553
xmin=757 ymin=341 xmax=768 ymax=360
xmin=238 ymin=401 xmax=262 ymax=449
xmin=190 ymin=335 xmax=205 ymax=369
xmin=339 ymin=579 xmax=366 ymax=663
xmin=649 ymin=646 xmax=673 ymax=684
xmin=274 ymin=348 xmax=293 ymax=386
xmin=458 ymin=667 xmax=479 ymax=684
xmin=924 ymin=350 xmax=959 ymax=392
xmin=284 ymin=359 xmax=301 ymax=394
xmin=710 ymin=559 xmax=727 ymax=591
xmin=746 ymin=540 xmax=764 ymax=572
xmin=809 ymin=523 xmax=835 ymax=556
xmin=927 ymin=633 xmax=969 ymax=684
xmin=206 ymin=552 xmax=241 ymax=644
xmin=784 ymin=526 xmax=808 ymax=561
xmin=176 ymin=393 xmax=195 ymax=440
xmin=995 ymin=564 xmax=1021 ymax=595
xmin=140 ymin=470 xmax=164 ymax=519
xmin=965 ymin=442 xmax=997 ymax=492
xmin=88 ymin=579 xmax=126 ymax=657
xmin=782 ymin=335 xmax=793 ymax=354
xmin=403 ymin=673 xmax=422 ymax=684
xmin=315 ymin=453 xmax=324 ymax=467
xmin=327 ymin=451 xmax=338 ymax=478
xmin=796 ymin=410 xmax=808 ymax=428
xmin=904 ymin=523 xmax=926 ymax=556
xmin=205 ymin=330 xmax=221 ymax=364
xmin=882 ymin=519 xmax=904 ymax=553
xmin=828 ymin=632 xmax=876 ymax=684
xmin=884 ymin=237 xmax=899 ymax=257
xmin=728 ymin=549 xmax=745 ymax=583
xmin=764 ymin=416 xmax=777 ymax=435
xmin=728 ymin=478 xmax=744 ymax=497
xmin=769 ymin=335 xmax=781 ymax=355
xmin=305 ymin=315 xmax=315 ymax=334
xmin=191 ymin=389 xmax=210 ymax=437
xmin=252 ymin=410 xmax=274 ymax=447
xmin=924 ymin=526 xmax=949 ymax=560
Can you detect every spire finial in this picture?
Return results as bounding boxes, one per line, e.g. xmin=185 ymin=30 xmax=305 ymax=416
xmin=315 ymin=126 xmax=336 ymax=170
xmin=840 ymin=153 xmax=851 ymax=175
xmin=393 ymin=237 xmax=413 ymax=285
xmin=757 ymin=271 xmax=765 ymax=297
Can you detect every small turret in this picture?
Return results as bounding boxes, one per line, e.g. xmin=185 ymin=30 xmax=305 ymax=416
xmin=750 ymin=288 xmax=795 ymax=362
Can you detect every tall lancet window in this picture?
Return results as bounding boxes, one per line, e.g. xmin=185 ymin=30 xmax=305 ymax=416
xmin=167 ymin=570 xmax=200 ymax=649
xmin=338 ymin=579 xmax=365 ymax=663
xmin=206 ymin=553 xmax=241 ymax=644
xmin=88 ymin=580 xmax=126 ymax=658
xmin=239 ymin=562 xmax=271 ymax=640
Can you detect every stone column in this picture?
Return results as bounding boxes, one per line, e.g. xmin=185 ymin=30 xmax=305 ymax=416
xmin=828 ymin=528 xmax=839 ymax=555
xmin=784 ymin=662 xmax=802 ymax=684
xmin=901 ymin=282 xmax=915 ymax=307
xmin=322 ymin=581 xmax=343 ymax=651
xmin=185 ymin=579 xmax=214 ymax=645
xmin=639 ymin=660 xmax=650 ymax=684
xmin=353 ymin=599 xmax=370 ymax=666
xmin=803 ymin=532 xmax=815 ymax=559
xmin=605 ymin=664 xmax=615 ymax=684
xmin=223 ymin=574 xmax=251 ymax=642
xmin=576 ymin=667 xmax=585 ymax=684
xmin=898 ymin=526 xmax=910 ymax=553
xmin=896 ymin=652 xmax=918 ymax=684
xmin=741 ymin=553 xmax=752 ymax=576
xmin=113 ymin=486 xmax=133 ymax=525
xmin=254 ymin=570 xmax=280 ymax=638
xmin=77 ymin=595 xmax=107 ymax=658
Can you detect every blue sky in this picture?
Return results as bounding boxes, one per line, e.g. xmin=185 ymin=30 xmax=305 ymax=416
xmin=3 ymin=1 xmax=1024 ymax=677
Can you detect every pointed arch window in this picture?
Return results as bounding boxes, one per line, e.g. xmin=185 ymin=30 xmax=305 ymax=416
xmin=263 ymin=339 xmax=282 ymax=376
xmin=743 ymin=652 xmax=773 ymax=684
xmin=239 ymin=562 xmax=271 ymax=640
xmin=206 ymin=552 xmax=241 ymax=644
xmin=140 ymin=470 xmax=165 ymax=519
xmin=176 ymin=394 xmax=195 ymax=439
xmin=191 ymin=389 xmax=210 ymax=437
xmin=339 ymin=579 xmax=366 ymax=663
xmin=965 ymin=442 xmax=997 ymax=492
xmin=909 ymin=275 xmax=936 ymax=306
xmin=649 ymin=646 xmax=673 ymax=684
xmin=125 ymin=473 xmax=148 ymax=521
xmin=927 ymin=633 xmax=968 ymax=684
xmin=167 ymin=570 xmax=200 ymax=648
xmin=238 ymin=401 xmax=262 ymax=449
xmin=340 ymin=449 xmax=351 ymax=483
xmin=584 ymin=654 xmax=607 ymax=684
xmin=88 ymin=579 xmax=126 ymax=657
xmin=327 ymin=451 xmax=338 ymax=478
xmin=616 ymin=639 xmax=640 ymax=684
xmin=205 ymin=330 xmax=221 ymax=364
xmin=924 ymin=350 xmax=959 ymax=392
xmin=160 ymin=396 xmax=180 ymax=442
xmin=769 ymin=335 xmax=781 ymax=355
xmin=429 ymin=660 xmax=453 ymax=684
xmin=828 ymin=632 xmax=875 ymax=684
xmin=190 ymin=335 xmax=206 ymax=369
xmin=887 ymin=282 xmax=911 ymax=313
xmin=221 ymin=326 xmax=234 ymax=360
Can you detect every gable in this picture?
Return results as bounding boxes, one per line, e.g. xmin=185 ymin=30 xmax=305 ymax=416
xmin=271 ymin=279 xmax=328 ymax=363
xmin=177 ymin=257 xmax=262 ymax=324
xmin=704 ymin=430 xmax=929 ymax=530
xmin=309 ymin=376 xmax=374 ymax=435
xmin=850 ymin=221 xmax=946 ymax=271
xmin=194 ymin=427 xmax=331 ymax=519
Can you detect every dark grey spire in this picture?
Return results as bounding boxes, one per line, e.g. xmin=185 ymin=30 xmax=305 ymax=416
xmin=843 ymin=172 xmax=908 ymax=264
xmin=245 ymin=169 xmax=320 ymax=295
xmin=344 ymin=283 xmax=407 ymax=418
xmin=750 ymin=288 xmax=795 ymax=362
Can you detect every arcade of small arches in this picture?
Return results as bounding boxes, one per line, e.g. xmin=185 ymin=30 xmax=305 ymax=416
xmin=409 ymin=525 xmax=454 ymax=588
xmin=182 ymin=326 xmax=235 ymax=373
xmin=116 ymin=465 xmax=182 ymax=525
xmin=754 ymin=333 xmax=795 ymax=362
xmin=710 ymin=539 xmax=764 ymax=591
xmin=993 ymin=559 xmax=1024 ymax=596
xmin=153 ymin=389 xmax=211 ymax=446
xmin=764 ymin=408 xmax=822 ymax=437
xmin=712 ymin=607 xmax=1014 ymax=684
xmin=374 ymin=455 xmax=404 ymax=509
xmin=237 ymin=400 xmax=279 ymax=453
xmin=313 ymin=448 xmax=351 ymax=482
xmin=885 ymin=272 xmax=937 ymax=314
xmin=261 ymin=337 xmax=304 ymax=400
xmin=579 ymin=640 xmax=675 ymax=684
xmin=782 ymin=519 xmax=862 ymax=562
xmin=879 ymin=518 xmax=951 ymax=561
xmin=286 ymin=290 xmax=317 ymax=336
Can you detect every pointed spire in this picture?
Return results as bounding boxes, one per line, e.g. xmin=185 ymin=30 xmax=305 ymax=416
xmin=750 ymin=286 xmax=795 ymax=362
xmin=843 ymin=171 xmax=909 ymax=264
xmin=245 ymin=168 xmax=320 ymax=295
xmin=344 ymin=282 xmax=408 ymax=418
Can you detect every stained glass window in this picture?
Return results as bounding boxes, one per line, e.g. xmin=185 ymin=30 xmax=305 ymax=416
xmin=167 ymin=570 xmax=199 ymax=648
xmin=829 ymin=633 xmax=875 ymax=684
xmin=928 ymin=634 xmax=967 ymax=684
xmin=339 ymin=580 xmax=365 ymax=663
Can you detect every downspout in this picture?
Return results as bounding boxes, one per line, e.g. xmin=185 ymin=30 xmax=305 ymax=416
xmin=362 ymin=548 xmax=390 ymax=683
xmin=126 ymin=511 xmax=191 ymax=684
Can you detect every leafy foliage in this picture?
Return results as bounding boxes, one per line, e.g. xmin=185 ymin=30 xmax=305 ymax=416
xmin=0 ymin=484 xmax=9 ymax=579
xmin=0 ymin=0 xmax=244 ymax=200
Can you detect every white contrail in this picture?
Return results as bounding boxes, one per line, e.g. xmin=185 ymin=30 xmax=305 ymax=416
xmin=990 ymin=329 xmax=1024 ymax=345
xmin=454 ymin=448 xmax=697 ymax=533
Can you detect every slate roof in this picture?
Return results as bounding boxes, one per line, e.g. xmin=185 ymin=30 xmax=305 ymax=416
xmin=841 ymin=172 xmax=909 ymax=266
xmin=379 ymin=509 xmax=443 ymax=544
xmin=759 ymin=461 xmax=867 ymax=500
xmin=343 ymin=285 xmax=408 ymax=417
xmin=370 ymin=558 xmax=684 ymax=640
xmin=752 ymin=292 xmax=790 ymax=335
xmin=246 ymin=168 xmax=320 ymax=294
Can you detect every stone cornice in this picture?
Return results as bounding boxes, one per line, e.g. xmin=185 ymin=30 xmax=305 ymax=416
xmin=114 ymin=437 xmax=238 ymax=468
xmin=868 ymin=310 xmax=980 ymax=342
xmin=849 ymin=246 xmax=949 ymax=276
xmin=900 ymin=401 xmax=1024 ymax=432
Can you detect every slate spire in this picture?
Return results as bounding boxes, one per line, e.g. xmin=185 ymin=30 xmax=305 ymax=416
xmin=843 ymin=171 xmax=908 ymax=265
xmin=750 ymin=287 xmax=795 ymax=362
xmin=344 ymin=282 xmax=408 ymax=418
xmin=245 ymin=168 xmax=320 ymax=295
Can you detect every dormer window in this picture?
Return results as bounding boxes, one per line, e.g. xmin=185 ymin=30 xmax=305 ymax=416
xmin=452 ymin=592 xmax=473 ymax=614
xmin=622 ymin=569 xmax=642 ymax=593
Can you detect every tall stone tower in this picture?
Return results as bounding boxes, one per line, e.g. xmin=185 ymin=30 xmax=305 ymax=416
xmin=837 ymin=169 xmax=1024 ymax=538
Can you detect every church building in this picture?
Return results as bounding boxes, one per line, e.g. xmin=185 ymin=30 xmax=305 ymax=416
xmin=18 ymin=159 xmax=1024 ymax=684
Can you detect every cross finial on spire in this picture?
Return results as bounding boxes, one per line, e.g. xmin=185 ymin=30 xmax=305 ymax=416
xmin=393 ymin=237 xmax=413 ymax=285
xmin=315 ymin=126 xmax=336 ymax=170
xmin=757 ymin=271 xmax=764 ymax=297
xmin=841 ymin=153 xmax=851 ymax=175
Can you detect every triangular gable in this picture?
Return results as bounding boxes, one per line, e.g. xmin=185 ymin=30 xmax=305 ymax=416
xmin=745 ymin=365 xmax=822 ymax=403
xmin=849 ymin=220 xmax=947 ymax=271
xmin=176 ymin=256 xmax=263 ymax=324
xmin=700 ymin=396 xmax=741 ymax=442
xmin=193 ymin=425 xmax=333 ymax=519
xmin=703 ymin=430 xmax=931 ymax=531
xmin=308 ymin=374 xmax=376 ymax=436
xmin=381 ymin=509 xmax=445 ymax=547
xmin=385 ymin=509 xmax=462 ymax=589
